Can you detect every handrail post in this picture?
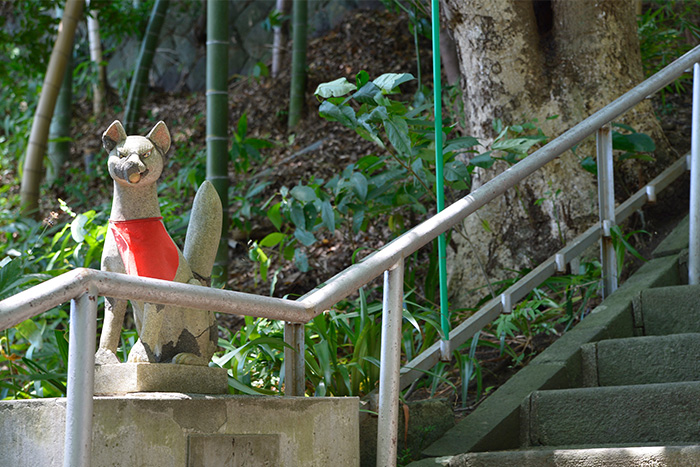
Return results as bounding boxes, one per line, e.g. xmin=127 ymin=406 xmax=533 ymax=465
xmin=689 ymin=62 xmax=700 ymax=284
xmin=597 ymin=124 xmax=618 ymax=297
xmin=376 ymin=258 xmax=404 ymax=467
xmin=63 ymin=286 xmax=97 ymax=467
xmin=284 ymin=322 xmax=305 ymax=396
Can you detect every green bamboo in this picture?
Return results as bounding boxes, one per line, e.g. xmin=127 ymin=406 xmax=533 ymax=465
xmin=123 ymin=0 xmax=170 ymax=134
xmin=287 ymin=0 xmax=308 ymax=129
xmin=206 ymin=0 xmax=229 ymax=284
xmin=47 ymin=51 xmax=73 ymax=184
xmin=19 ymin=0 xmax=84 ymax=217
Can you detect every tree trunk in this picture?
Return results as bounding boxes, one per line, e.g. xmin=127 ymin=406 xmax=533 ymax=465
xmin=123 ymin=0 xmax=170 ymax=134
xmin=442 ymin=0 xmax=674 ymax=307
xmin=87 ymin=0 xmax=106 ymax=115
xmin=287 ymin=0 xmax=308 ymax=129
xmin=272 ymin=0 xmax=292 ymax=79
xmin=206 ymin=0 xmax=229 ymax=285
xmin=19 ymin=0 xmax=83 ymax=217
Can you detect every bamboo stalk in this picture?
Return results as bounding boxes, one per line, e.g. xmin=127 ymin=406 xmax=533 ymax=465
xmin=206 ymin=0 xmax=229 ymax=284
xmin=86 ymin=0 xmax=106 ymax=115
xmin=19 ymin=0 xmax=84 ymax=217
xmin=123 ymin=0 xmax=170 ymax=134
xmin=287 ymin=0 xmax=308 ymax=129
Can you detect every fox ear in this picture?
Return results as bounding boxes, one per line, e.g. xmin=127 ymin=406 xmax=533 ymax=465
xmin=103 ymin=120 xmax=127 ymax=152
xmin=146 ymin=121 xmax=171 ymax=155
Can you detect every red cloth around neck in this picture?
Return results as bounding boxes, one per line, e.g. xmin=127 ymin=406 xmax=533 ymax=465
xmin=109 ymin=217 xmax=179 ymax=281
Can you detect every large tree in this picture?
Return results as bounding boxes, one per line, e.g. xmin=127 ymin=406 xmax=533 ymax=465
xmin=441 ymin=0 xmax=673 ymax=307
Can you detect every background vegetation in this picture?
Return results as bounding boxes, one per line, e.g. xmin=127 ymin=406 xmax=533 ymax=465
xmin=0 ymin=1 xmax=697 ymax=431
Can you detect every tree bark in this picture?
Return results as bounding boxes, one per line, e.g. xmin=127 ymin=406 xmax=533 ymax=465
xmin=19 ymin=0 xmax=84 ymax=217
xmin=442 ymin=0 xmax=673 ymax=307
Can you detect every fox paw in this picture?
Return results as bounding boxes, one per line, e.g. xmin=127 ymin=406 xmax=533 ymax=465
xmin=127 ymin=340 xmax=153 ymax=363
xmin=95 ymin=348 xmax=120 ymax=365
xmin=172 ymin=352 xmax=206 ymax=366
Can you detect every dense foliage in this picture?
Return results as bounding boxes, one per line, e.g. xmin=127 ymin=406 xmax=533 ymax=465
xmin=0 ymin=0 xmax=696 ymax=419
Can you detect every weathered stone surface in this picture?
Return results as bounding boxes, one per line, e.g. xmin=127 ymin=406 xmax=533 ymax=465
xmin=639 ymin=284 xmax=700 ymax=335
xmin=0 ymin=394 xmax=359 ymax=467
xmin=582 ymin=333 xmax=700 ymax=387
xmin=94 ymin=363 xmax=228 ymax=395
xmin=422 ymin=252 xmax=682 ymax=458
xmin=428 ymin=445 xmax=700 ymax=467
xmin=99 ymin=121 xmax=221 ymax=367
xmin=524 ymin=381 xmax=700 ymax=446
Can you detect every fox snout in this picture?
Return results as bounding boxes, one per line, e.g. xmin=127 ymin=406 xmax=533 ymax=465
xmin=113 ymin=153 xmax=149 ymax=184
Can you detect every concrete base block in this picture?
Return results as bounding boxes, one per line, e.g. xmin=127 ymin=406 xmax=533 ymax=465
xmin=0 ymin=393 xmax=359 ymax=467
xmin=94 ymin=363 xmax=229 ymax=395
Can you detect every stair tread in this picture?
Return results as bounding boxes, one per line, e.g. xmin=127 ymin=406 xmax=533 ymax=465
xmin=419 ymin=444 xmax=700 ymax=467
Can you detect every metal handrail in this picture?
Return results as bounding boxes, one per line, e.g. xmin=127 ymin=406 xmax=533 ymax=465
xmin=1 ymin=44 xmax=699 ymax=467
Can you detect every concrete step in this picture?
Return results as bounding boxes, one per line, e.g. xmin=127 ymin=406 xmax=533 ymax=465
xmin=581 ymin=333 xmax=700 ymax=386
xmin=523 ymin=380 xmax=700 ymax=447
xmin=412 ymin=444 xmax=700 ymax=467
xmin=636 ymin=285 xmax=700 ymax=335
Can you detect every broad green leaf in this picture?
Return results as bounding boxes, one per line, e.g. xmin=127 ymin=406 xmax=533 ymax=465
xmin=290 ymin=185 xmax=317 ymax=203
xmin=353 ymin=82 xmax=382 ymax=104
xmin=259 ymin=232 xmax=287 ymax=248
xmin=470 ymin=153 xmax=495 ymax=169
xmin=294 ymin=228 xmax=316 ymax=247
xmin=319 ymin=101 xmax=357 ymax=128
xmin=384 ymin=117 xmax=411 ymax=154
xmin=612 ymin=132 xmax=655 ymax=153
xmin=290 ymin=203 xmax=306 ymax=229
xmin=294 ymin=249 xmax=309 ymax=272
xmin=492 ymin=136 xmax=545 ymax=154
xmin=444 ymin=160 xmax=470 ymax=182
xmin=314 ymin=78 xmax=357 ymax=98
xmin=267 ymin=203 xmax=283 ymax=230
xmin=351 ymin=172 xmax=368 ymax=201
xmin=15 ymin=319 xmax=44 ymax=350
xmin=372 ymin=73 xmax=415 ymax=93
xmin=70 ymin=214 xmax=88 ymax=243
xmin=321 ymin=200 xmax=335 ymax=232
xmin=356 ymin=70 xmax=370 ymax=88
xmin=443 ymin=136 xmax=480 ymax=153
xmin=580 ymin=156 xmax=597 ymax=175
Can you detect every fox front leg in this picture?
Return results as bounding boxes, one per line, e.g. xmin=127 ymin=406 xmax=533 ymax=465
xmin=96 ymin=296 xmax=127 ymax=365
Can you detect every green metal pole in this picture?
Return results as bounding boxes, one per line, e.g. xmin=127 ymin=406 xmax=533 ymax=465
xmin=431 ymin=0 xmax=450 ymax=346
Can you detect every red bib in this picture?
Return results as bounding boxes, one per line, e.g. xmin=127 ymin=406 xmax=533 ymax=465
xmin=109 ymin=217 xmax=179 ymax=281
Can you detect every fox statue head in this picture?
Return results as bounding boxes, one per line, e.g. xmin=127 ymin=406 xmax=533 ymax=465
xmin=102 ymin=120 xmax=171 ymax=187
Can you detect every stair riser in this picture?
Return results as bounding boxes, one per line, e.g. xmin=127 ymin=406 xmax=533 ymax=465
xmin=524 ymin=381 xmax=700 ymax=447
xmin=582 ymin=333 xmax=700 ymax=386
xmin=446 ymin=445 xmax=700 ymax=467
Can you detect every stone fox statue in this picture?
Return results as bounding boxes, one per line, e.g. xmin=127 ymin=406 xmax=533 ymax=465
xmin=95 ymin=120 xmax=222 ymax=366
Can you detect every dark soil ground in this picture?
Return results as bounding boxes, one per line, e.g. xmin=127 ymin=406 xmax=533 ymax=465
xmin=50 ymin=7 xmax=695 ymax=423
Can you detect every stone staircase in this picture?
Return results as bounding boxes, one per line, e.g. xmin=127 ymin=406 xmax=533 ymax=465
xmin=409 ymin=216 xmax=700 ymax=467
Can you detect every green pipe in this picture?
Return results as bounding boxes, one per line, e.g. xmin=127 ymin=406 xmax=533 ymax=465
xmin=431 ymin=0 xmax=449 ymax=342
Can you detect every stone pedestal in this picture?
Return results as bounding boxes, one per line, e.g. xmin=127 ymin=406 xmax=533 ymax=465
xmin=0 ymin=393 xmax=359 ymax=467
xmin=94 ymin=363 xmax=229 ymax=395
